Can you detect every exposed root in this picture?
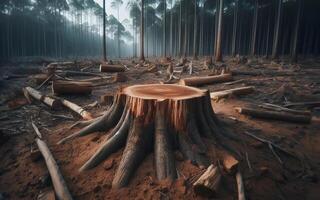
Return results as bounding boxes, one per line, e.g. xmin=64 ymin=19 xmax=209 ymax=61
xmin=79 ymin=111 xmax=132 ymax=171
xmin=112 ymin=117 xmax=154 ymax=188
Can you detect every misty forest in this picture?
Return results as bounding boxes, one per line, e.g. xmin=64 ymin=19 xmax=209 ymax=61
xmin=0 ymin=0 xmax=320 ymax=199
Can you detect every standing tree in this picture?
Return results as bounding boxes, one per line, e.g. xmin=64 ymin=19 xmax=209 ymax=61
xmin=272 ymin=0 xmax=283 ymax=59
xmin=111 ymin=0 xmax=124 ymax=58
xmin=102 ymin=0 xmax=107 ymax=61
xmin=193 ymin=0 xmax=198 ymax=59
xmin=140 ymin=0 xmax=145 ymax=61
xmin=250 ymin=0 xmax=259 ymax=57
xmin=291 ymin=0 xmax=302 ymax=63
xmin=215 ymin=0 xmax=223 ymax=62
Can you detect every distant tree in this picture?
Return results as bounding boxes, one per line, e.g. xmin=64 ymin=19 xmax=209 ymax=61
xmin=111 ymin=0 xmax=124 ymax=58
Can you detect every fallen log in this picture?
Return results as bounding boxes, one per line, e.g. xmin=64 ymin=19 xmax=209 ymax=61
xmin=52 ymin=80 xmax=92 ymax=95
xmin=235 ymin=107 xmax=311 ymax=123
xmin=36 ymin=138 xmax=73 ymax=200
xmin=236 ymin=171 xmax=246 ymax=200
xmin=259 ymin=103 xmax=311 ymax=116
xmin=24 ymin=87 xmax=61 ymax=110
xmin=179 ymin=74 xmax=233 ymax=87
xmin=193 ymin=164 xmax=221 ymax=197
xmin=60 ymin=98 xmax=93 ymax=120
xmin=231 ymin=70 xmax=295 ymax=76
xmin=284 ymin=101 xmax=320 ymax=108
xmin=210 ymin=86 xmax=254 ymax=101
xmin=100 ymin=64 xmax=126 ymax=73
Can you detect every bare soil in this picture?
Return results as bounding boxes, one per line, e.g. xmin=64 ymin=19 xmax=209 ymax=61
xmin=0 ymin=57 xmax=320 ymax=200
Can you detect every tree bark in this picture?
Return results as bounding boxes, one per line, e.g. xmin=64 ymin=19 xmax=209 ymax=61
xmin=99 ymin=64 xmax=126 ymax=72
xmin=140 ymin=0 xmax=145 ymax=61
xmin=215 ymin=0 xmax=223 ymax=62
xmin=272 ymin=0 xmax=283 ymax=59
xmin=179 ymin=74 xmax=232 ymax=87
xmin=25 ymin=87 xmax=61 ymax=110
xmin=52 ymin=81 xmax=92 ymax=95
xmin=36 ymin=138 xmax=73 ymax=200
xmin=235 ymin=107 xmax=311 ymax=123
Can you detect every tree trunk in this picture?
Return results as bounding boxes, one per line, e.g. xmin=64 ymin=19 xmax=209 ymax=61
xmin=251 ymin=0 xmax=259 ymax=56
xmin=291 ymin=0 xmax=302 ymax=63
xmin=215 ymin=0 xmax=223 ymax=62
xmin=58 ymin=84 xmax=241 ymax=188
xmin=272 ymin=0 xmax=283 ymax=59
xmin=102 ymin=0 xmax=107 ymax=61
xmin=231 ymin=0 xmax=239 ymax=57
xmin=140 ymin=0 xmax=145 ymax=61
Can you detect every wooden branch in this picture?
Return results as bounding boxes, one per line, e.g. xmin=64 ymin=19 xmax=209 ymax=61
xmin=59 ymin=98 xmax=93 ymax=120
xmin=25 ymin=87 xmax=61 ymax=110
xmin=100 ymin=64 xmax=126 ymax=72
xmin=210 ymin=86 xmax=254 ymax=101
xmin=235 ymin=107 xmax=311 ymax=123
xmin=193 ymin=164 xmax=221 ymax=197
xmin=37 ymin=74 xmax=54 ymax=90
xmin=52 ymin=80 xmax=92 ymax=95
xmin=179 ymin=74 xmax=233 ymax=87
xmin=36 ymin=138 xmax=73 ymax=200
xmin=236 ymin=171 xmax=246 ymax=200
xmin=32 ymin=122 xmax=42 ymax=139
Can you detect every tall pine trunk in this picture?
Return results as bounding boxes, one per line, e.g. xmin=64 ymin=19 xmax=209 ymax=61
xmin=215 ymin=0 xmax=223 ymax=62
xmin=250 ymin=0 xmax=258 ymax=56
xmin=140 ymin=0 xmax=145 ymax=61
xmin=291 ymin=0 xmax=302 ymax=63
xmin=272 ymin=0 xmax=283 ymax=59
xmin=231 ymin=0 xmax=239 ymax=57
xmin=102 ymin=0 xmax=107 ymax=61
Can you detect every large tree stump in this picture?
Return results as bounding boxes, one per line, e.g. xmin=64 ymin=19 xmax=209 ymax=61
xmin=58 ymin=84 xmax=238 ymax=188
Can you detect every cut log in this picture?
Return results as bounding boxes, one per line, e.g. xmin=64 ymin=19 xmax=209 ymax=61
xmin=231 ymin=70 xmax=294 ymax=76
xmin=236 ymin=171 xmax=246 ymax=200
xmin=210 ymin=86 xmax=254 ymax=101
xmin=193 ymin=164 xmax=221 ymax=197
xmin=60 ymin=98 xmax=93 ymax=120
xmin=223 ymin=154 xmax=239 ymax=174
xmin=235 ymin=107 xmax=311 ymax=123
xmin=52 ymin=80 xmax=92 ymax=95
xmin=36 ymin=138 xmax=73 ymax=200
xmin=259 ymin=103 xmax=311 ymax=116
xmin=100 ymin=64 xmax=126 ymax=72
xmin=179 ymin=74 xmax=232 ymax=87
xmin=284 ymin=101 xmax=320 ymax=108
xmin=25 ymin=87 xmax=61 ymax=110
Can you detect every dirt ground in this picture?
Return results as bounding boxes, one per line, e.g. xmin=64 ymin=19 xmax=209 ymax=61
xmin=0 ymin=57 xmax=320 ymax=200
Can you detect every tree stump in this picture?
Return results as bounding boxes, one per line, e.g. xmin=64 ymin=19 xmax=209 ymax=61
xmin=58 ymin=84 xmax=238 ymax=188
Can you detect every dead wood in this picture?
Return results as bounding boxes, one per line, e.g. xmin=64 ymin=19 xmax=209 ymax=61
xmin=210 ymin=86 xmax=254 ymax=101
xmin=259 ymin=103 xmax=311 ymax=116
xmin=24 ymin=87 xmax=61 ymax=109
xmin=231 ymin=69 xmax=294 ymax=76
xmin=59 ymin=98 xmax=93 ymax=120
xmin=236 ymin=171 xmax=246 ymax=200
xmin=179 ymin=74 xmax=233 ymax=87
xmin=193 ymin=165 xmax=221 ymax=197
xmin=284 ymin=101 xmax=320 ymax=108
xmin=223 ymin=154 xmax=239 ymax=174
xmin=36 ymin=138 xmax=73 ymax=200
xmin=100 ymin=64 xmax=126 ymax=72
xmin=235 ymin=107 xmax=311 ymax=123
xmin=52 ymin=80 xmax=92 ymax=95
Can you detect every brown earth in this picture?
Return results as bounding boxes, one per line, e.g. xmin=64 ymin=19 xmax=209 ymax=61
xmin=0 ymin=57 xmax=320 ymax=200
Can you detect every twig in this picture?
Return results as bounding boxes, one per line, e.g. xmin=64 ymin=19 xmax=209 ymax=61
xmin=245 ymin=151 xmax=253 ymax=172
xmin=243 ymin=131 xmax=298 ymax=160
xmin=268 ymin=143 xmax=283 ymax=165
